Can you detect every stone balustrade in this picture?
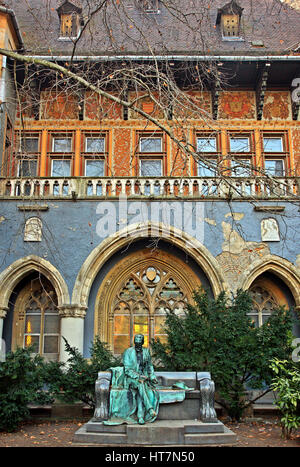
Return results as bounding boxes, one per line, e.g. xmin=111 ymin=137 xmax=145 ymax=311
xmin=0 ymin=176 xmax=299 ymax=199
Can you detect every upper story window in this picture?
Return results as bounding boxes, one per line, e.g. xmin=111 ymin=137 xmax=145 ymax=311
xmin=216 ymin=1 xmax=244 ymax=41
xmin=262 ymin=134 xmax=287 ymax=177
xmin=137 ymin=133 xmax=165 ymax=178
xmin=20 ymin=137 xmax=40 ymax=153
xmin=230 ymin=137 xmax=250 ymax=153
xmin=229 ymin=134 xmax=253 ymax=179
xmin=17 ymin=135 xmax=40 ymax=177
xmin=197 ymin=137 xmax=217 ymax=153
xmin=57 ymin=1 xmax=82 ymax=39
xmin=50 ymin=134 xmax=73 ymax=177
xmin=196 ymin=135 xmax=219 ymax=177
xmin=85 ymin=137 xmax=105 ymax=153
xmin=140 ymin=137 xmax=162 ymax=153
xmin=84 ymin=134 xmax=106 ymax=177
xmin=52 ymin=136 xmax=72 ymax=153
xmin=263 ymin=137 xmax=284 ymax=153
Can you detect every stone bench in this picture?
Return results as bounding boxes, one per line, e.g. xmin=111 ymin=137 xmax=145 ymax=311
xmin=93 ymin=370 xmax=217 ymax=423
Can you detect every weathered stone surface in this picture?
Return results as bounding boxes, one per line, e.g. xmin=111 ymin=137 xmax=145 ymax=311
xmin=73 ymin=419 xmax=237 ymax=446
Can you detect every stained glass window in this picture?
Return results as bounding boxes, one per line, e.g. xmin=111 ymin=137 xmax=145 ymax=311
xmin=23 ymin=280 xmax=60 ymax=361
xmin=249 ymin=285 xmax=278 ymax=327
xmin=111 ymin=265 xmax=188 ymax=354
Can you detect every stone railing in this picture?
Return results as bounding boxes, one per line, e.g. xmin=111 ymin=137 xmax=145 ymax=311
xmin=0 ymin=176 xmax=299 ymax=200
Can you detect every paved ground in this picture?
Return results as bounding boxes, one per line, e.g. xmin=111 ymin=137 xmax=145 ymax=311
xmin=0 ymin=416 xmax=299 ymax=448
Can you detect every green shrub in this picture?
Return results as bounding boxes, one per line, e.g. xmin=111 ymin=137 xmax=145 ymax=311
xmin=151 ymin=289 xmax=294 ymax=421
xmin=0 ymin=346 xmax=53 ymax=432
xmin=44 ymin=337 xmax=121 ymax=409
xmin=270 ymin=358 xmax=300 ymax=439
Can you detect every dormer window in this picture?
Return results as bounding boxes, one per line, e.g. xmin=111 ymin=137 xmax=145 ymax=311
xmin=142 ymin=0 xmax=159 ymax=13
xmin=57 ymin=1 xmax=82 ymax=39
xmin=222 ymin=14 xmax=240 ymax=37
xmin=216 ymin=1 xmax=244 ymax=41
xmin=60 ymin=13 xmax=80 ymax=37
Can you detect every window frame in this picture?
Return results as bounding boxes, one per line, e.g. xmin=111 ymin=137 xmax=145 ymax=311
xmin=51 ymin=158 xmax=72 ymax=178
xmin=136 ymin=132 xmax=166 ymax=177
xmin=16 ymin=133 xmax=40 ymax=178
xmin=230 ymin=158 xmax=253 ymax=178
xmin=194 ymin=133 xmax=220 ymax=177
xmin=139 ymin=158 xmax=163 ymax=177
xmin=84 ymin=159 xmax=106 ymax=177
xmin=229 ymin=136 xmax=251 ymax=154
xmin=52 ymin=135 xmax=73 ymax=153
xmin=82 ymin=133 xmax=108 ymax=177
xmin=262 ymin=133 xmax=288 ymax=178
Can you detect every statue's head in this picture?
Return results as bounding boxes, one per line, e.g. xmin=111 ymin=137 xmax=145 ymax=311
xmin=134 ymin=334 xmax=144 ymax=349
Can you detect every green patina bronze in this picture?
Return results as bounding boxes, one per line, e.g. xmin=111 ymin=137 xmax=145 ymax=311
xmin=103 ymin=334 xmax=191 ymax=425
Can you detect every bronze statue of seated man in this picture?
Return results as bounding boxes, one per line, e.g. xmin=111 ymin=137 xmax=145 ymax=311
xmin=104 ymin=334 xmax=159 ymax=425
xmin=94 ymin=334 xmax=217 ymax=425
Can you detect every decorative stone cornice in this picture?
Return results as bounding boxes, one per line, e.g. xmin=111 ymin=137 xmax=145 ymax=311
xmin=58 ymin=304 xmax=87 ymax=318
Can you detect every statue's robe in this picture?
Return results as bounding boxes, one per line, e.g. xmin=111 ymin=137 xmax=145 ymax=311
xmin=103 ymin=346 xmax=192 ymax=425
xmin=104 ymin=346 xmax=159 ymax=425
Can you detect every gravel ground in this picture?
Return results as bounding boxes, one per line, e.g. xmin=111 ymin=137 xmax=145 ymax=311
xmin=0 ymin=416 xmax=299 ymax=448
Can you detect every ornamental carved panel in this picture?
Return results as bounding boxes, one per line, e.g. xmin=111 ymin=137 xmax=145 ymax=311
xmin=40 ymin=91 xmax=79 ymax=120
xmin=292 ymin=128 xmax=300 ymax=175
xmin=172 ymin=91 xmax=212 ymax=120
xmin=218 ymin=91 xmax=256 ymax=119
xmin=263 ymin=91 xmax=292 ymax=121
xmin=85 ymin=91 xmax=123 ymax=120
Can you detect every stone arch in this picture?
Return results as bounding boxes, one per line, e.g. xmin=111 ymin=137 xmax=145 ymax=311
xmin=94 ymin=248 xmax=203 ymax=352
xmin=238 ymin=255 xmax=300 ymax=311
xmin=72 ymin=222 xmax=227 ymax=308
xmin=0 ymin=255 xmax=70 ymax=310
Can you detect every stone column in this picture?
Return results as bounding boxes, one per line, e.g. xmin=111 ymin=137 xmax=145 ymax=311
xmin=58 ymin=305 xmax=87 ymax=362
xmin=0 ymin=306 xmax=8 ymax=340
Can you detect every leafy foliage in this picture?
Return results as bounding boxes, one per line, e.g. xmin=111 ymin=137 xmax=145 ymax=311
xmin=270 ymin=358 xmax=300 ymax=439
xmin=0 ymin=346 xmax=53 ymax=432
xmin=151 ymin=289 xmax=294 ymax=421
xmin=44 ymin=337 xmax=121 ymax=409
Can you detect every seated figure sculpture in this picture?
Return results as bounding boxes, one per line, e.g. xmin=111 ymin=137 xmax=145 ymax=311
xmin=103 ymin=334 xmax=191 ymax=425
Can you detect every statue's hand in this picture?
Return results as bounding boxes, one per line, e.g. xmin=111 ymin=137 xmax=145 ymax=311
xmin=150 ymin=376 xmax=158 ymax=386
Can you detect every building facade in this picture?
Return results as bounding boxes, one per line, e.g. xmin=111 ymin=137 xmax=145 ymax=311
xmin=0 ymin=0 xmax=300 ymax=362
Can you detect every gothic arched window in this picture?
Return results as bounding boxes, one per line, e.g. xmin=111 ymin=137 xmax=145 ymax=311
xmin=95 ymin=250 xmax=201 ymax=355
xmin=249 ymin=285 xmax=278 ymax=327
xmin=12 ymin=278 xmax=60 ymax=361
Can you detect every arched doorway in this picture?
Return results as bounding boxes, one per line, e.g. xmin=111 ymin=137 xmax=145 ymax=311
xmin=94 ymin=249 xmax=202 ymax=355
xmin=11 ymin=274 xmax=60 ymax=361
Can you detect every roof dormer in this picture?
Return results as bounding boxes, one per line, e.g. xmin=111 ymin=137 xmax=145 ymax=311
xmin=216 ymin=0 xmax=244 ymax=41
xmin=56 ymin=0 xmax=83 ymax=39
xmin=141 ymin=0 xmax=160 ymax=14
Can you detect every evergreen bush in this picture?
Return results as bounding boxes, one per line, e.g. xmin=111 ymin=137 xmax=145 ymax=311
xmin=270 ymin=358 xmax=300 ymax=439
xmin=151 ymin=289 xmax=294 ymax=421
xmin=0 ymin=346 xmax=53 ymax=432
xmin=44 ymin=337 xmax=121 ymax=409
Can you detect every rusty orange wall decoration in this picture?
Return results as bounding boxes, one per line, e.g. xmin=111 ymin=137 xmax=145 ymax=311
xmin=218 ymin=91 xmax=256 ymax=120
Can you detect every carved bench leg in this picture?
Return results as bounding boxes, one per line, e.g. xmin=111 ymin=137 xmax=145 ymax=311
xmin=197 ymin=372 xmax=218 ymax=423
xmin=93 ymin=371 xmax=111 ymax=421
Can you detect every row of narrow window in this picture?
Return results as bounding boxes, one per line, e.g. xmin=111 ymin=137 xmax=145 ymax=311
xmin=15 ymin=134 xmax=289 ymax=179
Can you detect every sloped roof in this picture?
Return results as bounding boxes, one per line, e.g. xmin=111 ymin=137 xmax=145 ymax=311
xmin=8 ymin=0 xmax=300 ymax=56
xmin=56 ymin=0 xmax=82 ymax=12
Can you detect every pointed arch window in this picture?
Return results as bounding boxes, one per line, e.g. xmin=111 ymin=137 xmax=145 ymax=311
xmin=249 ymin=285 xmax=279 ymax=327
xmin=13 ymin=278 xmax=60 ymax=361
xmin=112 ymin=265 xmax=188 ymax=354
